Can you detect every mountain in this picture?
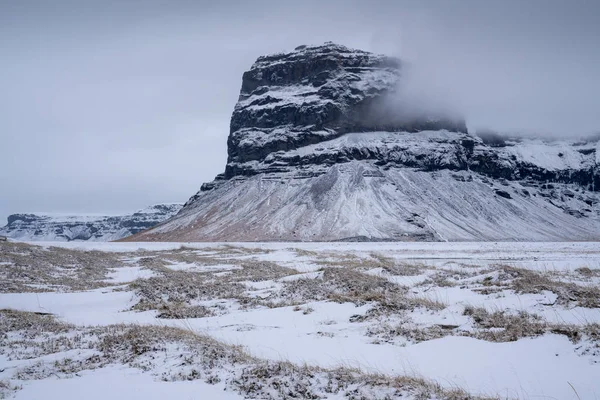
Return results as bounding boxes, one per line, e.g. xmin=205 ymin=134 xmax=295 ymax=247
xmin=0 ymin=203 xmax=182 ymax=241
xmin=128 ymin=43 xmax=600 ymax=242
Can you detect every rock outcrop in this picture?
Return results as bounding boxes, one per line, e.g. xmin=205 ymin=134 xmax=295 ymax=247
xmin=0 ymin=203 xmax=182 ymax=241
xmin=128 ymin=43 xmax=600 ymax=242
xmin=225 ymin=42 xmax=466 ymax=174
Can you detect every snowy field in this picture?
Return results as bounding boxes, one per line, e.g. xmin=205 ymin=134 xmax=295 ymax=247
xmin=1 ymin=241 xmax=600 ymax=399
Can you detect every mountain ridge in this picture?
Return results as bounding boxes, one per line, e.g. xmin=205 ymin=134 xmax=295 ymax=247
xmin=0 ymin=203 xmax=183 ymax=241
xmin=127 ymin=43 xmax=600 ymax=242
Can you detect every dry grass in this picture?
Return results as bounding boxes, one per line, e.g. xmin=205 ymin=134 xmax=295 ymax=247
xmin=97 ymin=324 xmax=250 ymax=366
xmin=0 ymin=242 xmax=120 ymax=292
xmin=138 ymin=244 xmax=273 ymax=263
xmin=3 ymin=243 xmax=599 ymax=398
xmin=236 ymin=360 xmax=498 ymax=400
xmin=232 ymin=261 xmax=298 ymax=282
xmin=311 ymin=252 xmax=425 ymax=278
xmin=367 ymin=322 xmax=450 ymax=344
xmin=156 ymin=303 xmax=214 ymax=319
xmin=290 ymin=247 xmax=321 ymax=258
xmin=1 ymin=310 xmax=499 ymax=400
xmin=464 ymin=305 xmax=600 ymax=345
xmin=278 ymin=267 xmax=445 ymax=316
xmin=370 ymin=253 xmax=424 ymax=276
xmin=0 ymin=308 xmax=74 ymax=338
xmin=322 ymin=267 xmax=403 ymax=305
xmin=0 ymin=242 xmax=300 ymax=318
xmin=575 ymin=267 xmax=600 ymax=278
xmin=463 ymin=306 xmax=547 ymax=342
xmin=367 ymin=305 xmax=600 ymax=346
xmin=0 ymin=379 xmax=22 ymax=397
xmin=0 ymin=242 xmax=277 ymax=294
xmin=500 ymin=266 xmax=600 ymax=308
xmin=313 ymin=253 xmax=370 ymax=269
xmin=0 ymin=309 xmax=84 ymax=363
xmin=129 ymin=260 xmax=297 ymax=317
xmin=129 ymin=271 xmax=249 ymax=316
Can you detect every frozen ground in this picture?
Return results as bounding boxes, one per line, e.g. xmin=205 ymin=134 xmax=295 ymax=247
xmin=1 ymin=241 xmax=599 ymax=399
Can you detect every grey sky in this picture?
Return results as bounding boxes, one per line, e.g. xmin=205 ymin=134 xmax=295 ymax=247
xmin=1 ymin=0 xmax=599 ymax=223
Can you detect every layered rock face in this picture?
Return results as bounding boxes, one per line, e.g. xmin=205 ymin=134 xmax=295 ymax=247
xmin=0 ymin=203 xmax=182 ymax=241
xmin=130 ymin=43 xmax=600 ymax=242
xmin=222 ymin=42 xmax=466 ymax=180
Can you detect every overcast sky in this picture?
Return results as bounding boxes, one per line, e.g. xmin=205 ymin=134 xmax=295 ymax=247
xmin=1 ymin=0 xmax=599 ymax=223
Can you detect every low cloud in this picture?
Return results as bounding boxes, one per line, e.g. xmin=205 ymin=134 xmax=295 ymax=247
xmin=1 ymin=0 xmax=599 ymax=221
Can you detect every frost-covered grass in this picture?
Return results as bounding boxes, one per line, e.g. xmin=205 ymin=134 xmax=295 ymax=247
xmin=0 ymin=242 xmax=120 ymax=292
xmin=1 ymin=241 xmax=600 ymax=399
xmin=1 ymin=310 xmax=497 ymax=400
xmin=498 ymin=265 xmax=600 ymax=308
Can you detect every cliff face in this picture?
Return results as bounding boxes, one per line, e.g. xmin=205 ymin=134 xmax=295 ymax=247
xmin=224 ymin=42 xmax=467 ymax=177
xmin=0 ymin=203 xmax=182 ymax=241
xmin=128 ymin=43 xmax=600 ymax=242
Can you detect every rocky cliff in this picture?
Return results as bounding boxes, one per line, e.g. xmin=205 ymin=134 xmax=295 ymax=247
xmin=129 ymin=43 xmax=600 ymax=242
xmin=224 ymin=43 xmax=465 ymax=173
xmin=0 ymin=203 xmax=182 ymax=241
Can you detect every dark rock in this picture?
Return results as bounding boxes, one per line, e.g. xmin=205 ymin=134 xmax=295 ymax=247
xmin=200 ymin=182 xmax=216 ymax=191
xmin=565 ymin=209 xmax=585 ymax=218
xmin=228 ymin=43 xmax=467 ymax=166
xmin=495 ymin=190 xmax=512 ymax=199
xmin=577 ymin=148 xmax=596 ymax=155
xmin=7 ymin=214 xmax=40 ymax=225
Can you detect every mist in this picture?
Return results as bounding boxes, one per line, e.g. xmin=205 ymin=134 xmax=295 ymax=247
xmin=1 ymin=0 xmax=599 ymax=223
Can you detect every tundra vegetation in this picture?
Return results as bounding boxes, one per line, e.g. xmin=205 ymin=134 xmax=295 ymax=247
xmin=1 ymin=241 xmax=599 ymax=399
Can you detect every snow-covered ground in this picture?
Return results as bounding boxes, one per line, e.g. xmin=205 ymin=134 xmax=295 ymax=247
xmin=1 ymin=241 xmax=600 ymax=399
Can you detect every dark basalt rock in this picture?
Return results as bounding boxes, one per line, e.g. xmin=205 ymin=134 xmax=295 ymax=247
xmin=7 ymin=214 xmax=41 ymax=225
xmin=227 ymin=42 xmax=467 ymax=166
xmin=495 ymin=190 xmax=512 ymax=199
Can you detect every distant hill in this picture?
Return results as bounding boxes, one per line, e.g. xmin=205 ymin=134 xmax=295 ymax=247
xmin=0 ymin=203 xmax=182 ymax=241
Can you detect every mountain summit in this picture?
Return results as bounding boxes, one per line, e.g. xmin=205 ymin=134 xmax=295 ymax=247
xmin=130 ymin=43 xmax=600 ymax=241
xmin=225 ymin=42 xmax=466 ymax=178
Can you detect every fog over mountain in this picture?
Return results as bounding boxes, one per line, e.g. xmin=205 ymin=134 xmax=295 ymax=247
xmin=1 ymin=0 xmax=599 ymax=222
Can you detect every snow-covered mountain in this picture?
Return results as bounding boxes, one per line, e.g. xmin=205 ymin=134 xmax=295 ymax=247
xmin=0 ymin=203 xmax=182 ymax=241
xmin=129 ymin=43 xmax=600 ymax=242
